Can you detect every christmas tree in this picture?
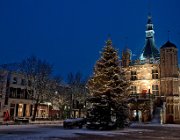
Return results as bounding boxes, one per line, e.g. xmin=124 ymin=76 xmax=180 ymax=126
xmin=86 ymin=38 xmax=130 ymax=130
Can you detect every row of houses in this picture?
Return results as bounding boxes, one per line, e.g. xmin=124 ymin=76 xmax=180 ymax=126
xmin=0 ymin=69 xmax=87 ymax=123
xmin=0 ymin=70 xmax=54 ymax=123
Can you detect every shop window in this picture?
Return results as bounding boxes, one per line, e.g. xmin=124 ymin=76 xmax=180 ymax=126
xmin=174 ymin=105 xmax=179 ymax=119
xmin=26 ymin=104 xmax=30 ymax=117
xmin=18 ymin=104 xmax=23 ymax=117
xmin=167 ymin=104 xmax=174 ymax=114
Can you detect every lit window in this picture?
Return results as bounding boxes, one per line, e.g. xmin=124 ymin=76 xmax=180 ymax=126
xmin=175 ymin=105 xmax=179 ymax=119
xmin=18 ymin=104 xmax=23 ymax=117
xmin=131 ymin=71 xmax=137 ymax=80
xmin=131 ymin=86 xmax=137 ymax=94
xmin=167 ymin=104 xmax=173 ymax=114
xmin=152 ymin=85 xmax=159 ymax=96
xmin=152 ymin=69 xmax=158 ymax=79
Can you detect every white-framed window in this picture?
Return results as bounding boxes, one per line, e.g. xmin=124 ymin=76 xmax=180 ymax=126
xmin=131 ymin=86 xmax=137 ymax=94
xmin=152 ymin=85 xmax=159 ymax=95
xmin=10 ymin=87 xmax=17 ymax=98
xmin=131 ymin=71 xmax=137 ymax=80
xmin=152 ymin=69 xmax=158 ymax=79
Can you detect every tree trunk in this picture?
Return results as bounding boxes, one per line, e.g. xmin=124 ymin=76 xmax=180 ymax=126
xmin=79 ymin=108 xmax=81 ymax=118
xmin=32 ymin=99 xmax=39 ymax=121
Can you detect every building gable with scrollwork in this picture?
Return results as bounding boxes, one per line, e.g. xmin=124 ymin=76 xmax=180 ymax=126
xmin=122 ymin=15 xmax=180 ymax=123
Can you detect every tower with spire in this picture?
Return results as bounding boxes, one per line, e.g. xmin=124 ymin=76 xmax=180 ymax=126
xmin=140 ymin=15 xmax=159 ymax=63
xmin=122 ymin=15 xmax=161 ymax=123
xmin=160 ymin=40 xmax=179 ymax=123
xmin=119 ymin=11 xmax=180 ymax=124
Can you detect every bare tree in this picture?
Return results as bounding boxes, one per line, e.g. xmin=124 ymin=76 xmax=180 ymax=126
xmin=67 ymin=72 xmax=88 ymax=118
xmin=20 ymin=56 xmax=53 ymax=121
xmin=44 ymin=76 xmax=71 ymax=119
xmin=45 ymin=76 xmax=62 ymax=104
xmin=54 ymin=85 xmax=71 ymax=119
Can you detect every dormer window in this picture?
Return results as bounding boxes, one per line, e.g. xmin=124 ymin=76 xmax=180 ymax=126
xmin=12 ymin=77 xmax=17 ymax=84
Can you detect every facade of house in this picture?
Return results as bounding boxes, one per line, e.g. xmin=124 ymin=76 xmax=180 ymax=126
xmin=0 ymin=70 xmax=53 ymax=123
xmin=122 ymin=15 xmax=180 ymax=123
xmin=0 ymin=70 xmax=34 ymax=122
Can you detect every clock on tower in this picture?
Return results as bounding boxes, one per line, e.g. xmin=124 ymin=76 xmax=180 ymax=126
xmin=146 ymin=30 xmax=154 ymax=38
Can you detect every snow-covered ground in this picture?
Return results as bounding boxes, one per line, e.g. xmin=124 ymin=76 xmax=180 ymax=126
xmin=131 ymin=122 xmax=180 ymax=128
xmin=0 ymin=124 xmax=151 ymax=140
xmin=0 ymin=123 xmax=180 ymax=140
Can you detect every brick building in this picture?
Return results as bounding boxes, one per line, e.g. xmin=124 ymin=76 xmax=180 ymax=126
xmin=122 ymin=15 xmax=180 ymax=123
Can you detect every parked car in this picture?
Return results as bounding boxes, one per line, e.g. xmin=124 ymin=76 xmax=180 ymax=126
xmin=63 ymin=118 xmax=86 ymax=129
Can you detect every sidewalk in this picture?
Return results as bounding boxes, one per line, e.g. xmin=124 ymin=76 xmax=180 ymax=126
xmin=29 ymin=120 xmax=63 ymax=125
xmin=131 ymin=122 xmax=180 ymax=128
xmin=0 ymin=120 xmax=63 ymax=125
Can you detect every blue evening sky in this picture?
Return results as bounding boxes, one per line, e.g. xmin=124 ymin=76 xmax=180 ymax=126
xmin=0 ymin=0 xmax=180 ymax=79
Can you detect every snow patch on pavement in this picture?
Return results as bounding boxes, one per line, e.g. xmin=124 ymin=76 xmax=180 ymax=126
xmin=0 ymin=126 xmax=153 ymax=140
